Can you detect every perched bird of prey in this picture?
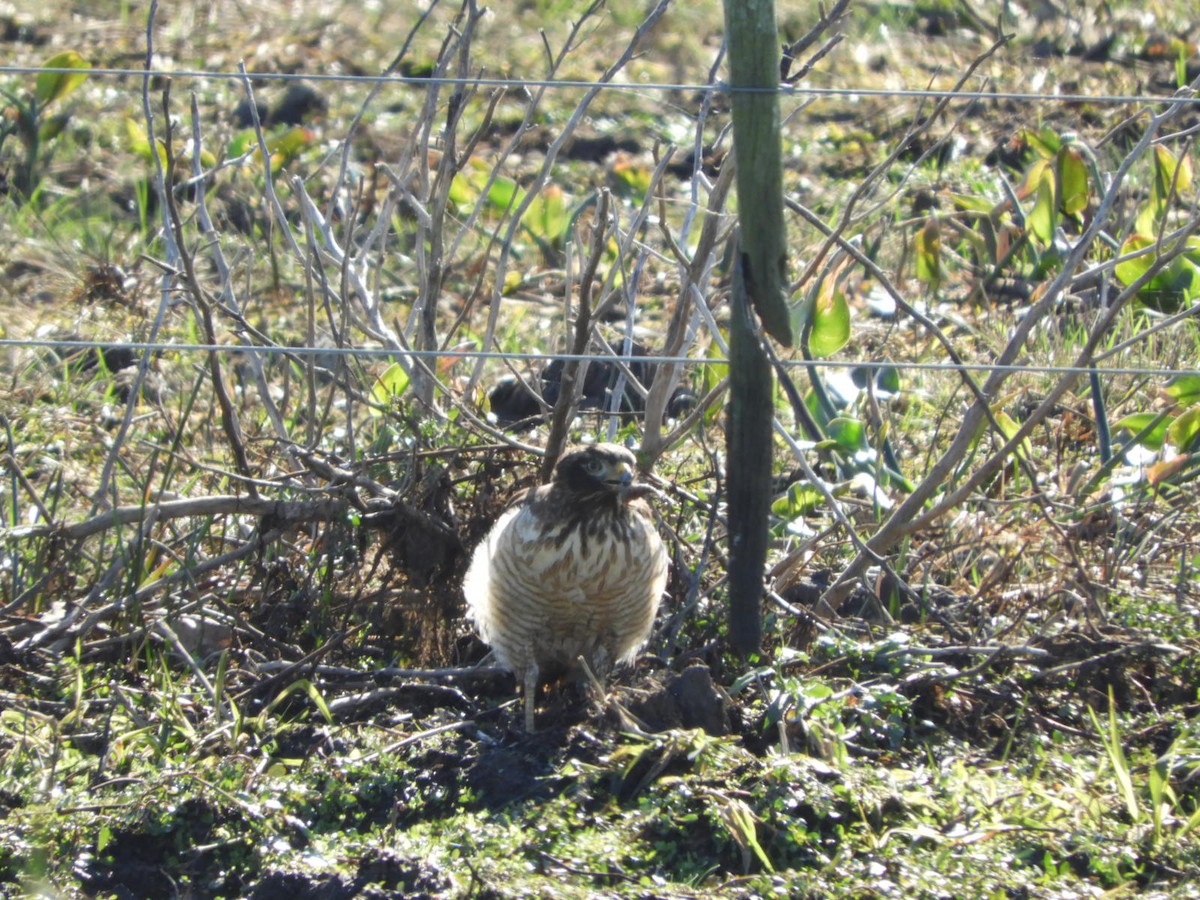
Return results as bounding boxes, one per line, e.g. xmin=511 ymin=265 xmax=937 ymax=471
xmin=464 ymin=443 xmax=669 ymax=731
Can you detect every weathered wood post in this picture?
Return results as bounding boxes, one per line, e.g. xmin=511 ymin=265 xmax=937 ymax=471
xmin=723 ymin=0 xmax=791 ymax=656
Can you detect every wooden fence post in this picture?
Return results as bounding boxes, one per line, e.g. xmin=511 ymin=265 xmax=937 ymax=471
xmin=723 ymin=0 xmax=790 ymax=656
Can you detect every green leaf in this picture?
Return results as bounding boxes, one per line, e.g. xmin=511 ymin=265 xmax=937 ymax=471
xmin=875 ymin=365 xmax=901 ymax=396
xmin=1114 ymin=234 xmax=1200 ymax=312
xmin=35 ymin=51 xmax=90 ymax=106
xmin=809 ymin=278 xmax=851 ymax=358
xmin=805 ymin=388 xmax=831 ymax=430
xmin=1057 ymin=146 xmax=1089 ymax=216
xmin=1115 ymin=234 xmax=1155 ymax=288
xmin=1135 ymin=146 xmax=1193 ymax=236
xmin=369 ymin=362 xmax=410 ymax=416
xmin=1101 ymin=689 xmax=1140 ymax=821
xmin=1165 ymin=375 xmax=1200 ymax=407
xmin=1135 ymin=199 xmax=1162 ymax=237
xmin=266 ymin=126 xmax=313 ymax=171
xmin=523 ymin=184 xmax=569 ymax=246
xmin=914 ymin=217 xmax=941 ymax=288
xmin=447 ymin=171 xmax=476 ymax=208
xmin=270 ymin=126 xmax=311 ymax=159
xmin=715 ymin=795 xmax=774 ymax=873
xmin=1167 ymin=406 xmax=1200 ymax=452
xmin=948 ymin=192 xmax=995 ymax=214
xmin=1153 ymin=144 xmax=1192 ymax=208
xmin=265 ymin=678 xmax=334 ymax=724
xmin=1028 ymin=164 xmax=1057 ymax=245
xmin=485 ymin=175 xmax=522 ymax=212
xmin=702 ymin=341 xmax=728 ymax=424
xmin=36 ymin=113 xmax=70 ymax=143
xmin=612 ymin=154 xmax=652 ymax=199
xmin=827 ymin=417 xmax=866 ymax=454
xmin=994 ymin=410 xmax=1032 ymax=460
xmin=226 ymin=126 xmax=312 ymax=171
xmin=1113 ymin=412 xmax=1171 ymax=449
xmin=451 ymin=158 xmax=523 ymax=214
xmin=1024 ymin=126 xmax=1061 ymax=159
xmin=125 ymin=118 xmax=167 ymax=166
xmin=771 ymin=481 xmax=824 ymax=518
xmin=228 ymin=129 xmax=256 ymax=159
xmin=501 ymin=268 xmax=524 ymax=295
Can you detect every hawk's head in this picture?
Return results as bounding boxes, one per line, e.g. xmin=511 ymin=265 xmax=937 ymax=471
xmin=553 ymin=443 xmax=639 ymax=500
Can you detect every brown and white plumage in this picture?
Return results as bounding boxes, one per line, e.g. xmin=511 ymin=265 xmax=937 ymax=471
xmin=464 ymin=443 xmax=669 ymax=730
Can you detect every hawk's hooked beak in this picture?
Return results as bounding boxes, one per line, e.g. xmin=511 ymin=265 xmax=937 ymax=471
xmin=615 ymin=462 xmax=664 ymax=503
xmin=611 ymin=461 xmax=634 ymax=489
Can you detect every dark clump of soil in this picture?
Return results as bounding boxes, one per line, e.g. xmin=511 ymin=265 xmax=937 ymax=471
xmin=249 ymin=850 xmax=450 ymax=900
xmin=76 ymin=798 xmax=235 ymax=899
xmin=626 ymin=664 xmax=732 ymax=736
xmin=233 ymin=82 xmax=327 ymax=128
xmin=487 ymin=344 xmax=696 ymax=430
xmin=249 ymin=872 xmax=352 ymax=900
xmin=468 ymin=743 xmax=568 ymax=808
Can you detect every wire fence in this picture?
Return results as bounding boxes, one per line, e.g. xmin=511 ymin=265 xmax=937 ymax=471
xmin=4 ymin=2 xmax=1199 ymax=627
xmin=6 ymin=339 xmax=1200 ymax=380
xmin=5 ymin=63 xmax=1200 ymax=107
xmin=5 ymin=14 xmax=1200 ymax=415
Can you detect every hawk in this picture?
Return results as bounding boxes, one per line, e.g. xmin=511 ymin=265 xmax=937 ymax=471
xmin=464 ymin=443 xmax=669 ymax=730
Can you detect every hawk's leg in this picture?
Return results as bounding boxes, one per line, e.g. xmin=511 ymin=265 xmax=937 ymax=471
xmin=523 ymin=663 xmax=540 ymax=732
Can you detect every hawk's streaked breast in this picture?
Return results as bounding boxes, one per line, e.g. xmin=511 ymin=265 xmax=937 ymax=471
xmin=463 ymin=444 xmax=669 ymax=730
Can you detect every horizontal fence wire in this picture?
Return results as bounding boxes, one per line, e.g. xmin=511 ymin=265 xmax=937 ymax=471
xmin=5 ymin=340 xmax=1199 ymax=380
xmin=3 ymin=59 xmax=1199 ymax=383
xmin=2 ymin=64 xmax=1200 ymax=107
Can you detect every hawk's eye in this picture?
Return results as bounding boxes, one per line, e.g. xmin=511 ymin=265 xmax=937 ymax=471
xmin=582 ymin=458 xmax=605 ymax=476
